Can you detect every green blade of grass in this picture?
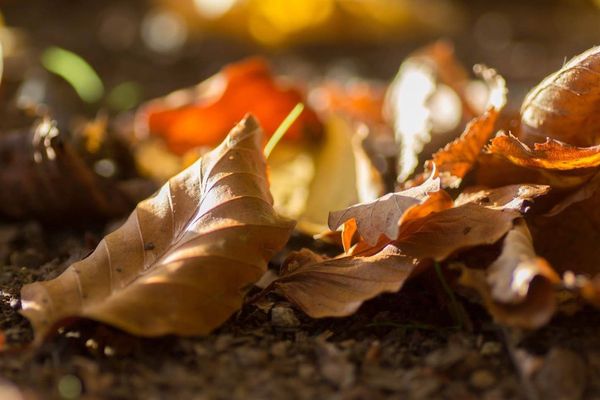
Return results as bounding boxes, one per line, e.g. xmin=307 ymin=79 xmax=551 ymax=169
xmin=263 ymin=102 xmax=304 ymax=158
xmin=41 ymin=46 xmax=104 ymax=103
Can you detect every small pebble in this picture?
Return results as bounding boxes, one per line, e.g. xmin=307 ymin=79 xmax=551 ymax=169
xmin=480 ymin=341 xmax=503 ymax=356
xmin=470 ymin=369 xmax=497 ymax=390
xmin=271 ymin=305 xmax=300 ymax=328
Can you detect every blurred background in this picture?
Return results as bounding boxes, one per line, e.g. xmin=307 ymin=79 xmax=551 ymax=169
xmin=1 ymin=0 xmax=599 ymax=120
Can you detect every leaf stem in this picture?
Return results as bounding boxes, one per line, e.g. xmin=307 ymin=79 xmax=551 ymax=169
xmin=263 ymin=103 xmax=304 ymax=158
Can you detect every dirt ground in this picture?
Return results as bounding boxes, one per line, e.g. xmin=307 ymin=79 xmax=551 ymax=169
xmin=1 ymin=1 xmax=600 ymax=399
xmin=1 ymin=221 xmax=599 ymax=399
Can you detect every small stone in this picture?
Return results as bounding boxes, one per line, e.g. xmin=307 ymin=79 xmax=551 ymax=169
xmin=318 ymin=341 xmax=355 ymax=388
xmin=425 ymin=344 xmax=467 ymax=369
xmin=214 ymin=334 xmax=233 ymax=352
xmin=469 ymin=369 xmax=496 ymax=390
xmin=298 ymin=364 xmax=315 ymax=379
xmin=9 ymin=248 xmax=44 ymax=268
xmin=271 ymin=305 xmax=300 ymax=328
xmin=234 ymin=347 xmax=268 ymax=367
xmin=534 ymin=347 xmax=586 ymax=400
xmin=270 ymin=341 xmax=289 ymax=357
xmin=480 ymin=341 xmax=503 ymax=356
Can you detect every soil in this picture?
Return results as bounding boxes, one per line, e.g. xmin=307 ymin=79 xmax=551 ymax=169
xmin=1 ymin=1 xmax=600 ymax=399
xmin=1 ymin=221 xmax=599 ymax=399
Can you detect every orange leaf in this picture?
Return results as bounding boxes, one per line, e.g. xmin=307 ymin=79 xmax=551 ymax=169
xmin=328 ymin=173 xmax=441 ymax=247
xmin=488 ymin=133 xmax=600 ymax=170
xmin=140 ymin=57 xmax=323 ymax=154
xmin=431 ymin=66 xmax=506 ymax=188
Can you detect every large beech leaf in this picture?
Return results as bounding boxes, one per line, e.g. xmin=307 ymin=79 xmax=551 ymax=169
xmin=520 ymin=46 xmax=600 ymax=147
xmin=20 ymin=116 xmax=294 ymax=340
xmin=270 ymin=246 xmax=421 ymax=318
xmin=458 ymin=220 xmax=560 ymax=329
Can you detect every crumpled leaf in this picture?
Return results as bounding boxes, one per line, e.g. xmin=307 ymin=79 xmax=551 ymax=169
xmin=458 ymin=220 xmax=560 ymax=329
xmin=395 ymin=203 xmax=520 ymax=261
xmin=20 ymin=116 xmax=294 ymax=340
xmin=328 ymin=173 xmax=441 ymax=247
xmin=431 ymin=66 xmax=507 ymax=188
xmin=269 ymin=245 xmax=421 ymax=318
xmin=488 ymin=133 xmax=600 ymax=170
xmin=520 ymin=46 xmax=600 ymax=147
xmin=0 ymin=117 xmax=135 ymax=221
xmin=136 ymin=57 xmax=322 ymax=154
xmin=455 ymin=184 xmax=550 ymax=212
xmin=486 ymin=220 xmax=560 ymax=305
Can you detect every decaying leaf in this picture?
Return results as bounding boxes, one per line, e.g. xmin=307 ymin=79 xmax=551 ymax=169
xmin=20 ymin=116 xmax=294 ymax=340
xmin=458 ymin=220 xmax=560 ymax=329
xmin=520 ymin=46 xmax=600 ymax=147
xmin=137 ymin=57 xmax=322 ymax=154
xmin=328 ymin=173 xmax=441 ymax=247
xmin=0 ymin=117 xmax=135 ymax=221
xmin=488 ymin=133 xmax=600 ymax=170
xmin=455 ymin=184 xmax=550 ymax=213
xmin=395 ymin=203 xmax=520 ymax=261
xmin=270 ymin=245 xmax=421 ymax=318
xmin=431 ymin=66 xmax=506 ymax=188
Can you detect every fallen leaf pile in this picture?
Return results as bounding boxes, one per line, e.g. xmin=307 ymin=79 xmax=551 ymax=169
xmin=6 ymin=44 xmax=600 ymax=342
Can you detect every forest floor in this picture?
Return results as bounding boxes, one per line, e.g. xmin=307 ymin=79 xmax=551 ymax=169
xmin=1 ymin=221 xmax=599 ymax=399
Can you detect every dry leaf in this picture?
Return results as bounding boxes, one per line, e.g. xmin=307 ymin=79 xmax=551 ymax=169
xmin=137 ymin=57 xmax=322 ymax=154
xmin=546 ymin=171 xmax=600 ymax=216
xmin=395 ymin=203 xmax=519 ymax=261
xmin=270 ymin=245 xmax=421 ymax=318
xmin=457 ymin=220 xmax=560 ymax=329
xmin=328 ymin=173 xmax=441 ymax=247
xmin=529 ymin=174 xmax=600 ymax=277
xmin=488 ymin=133 xmax=600 ymax=170
xmin=474 ymin=152 xmax=592 ymax=190
xmin=520 ymin=46 xmax=600 ymax=147
xmin=455 ymin=184 xmax=550 ymax=212
xmin=0 ymin=117 xmax=134 ymax=221
xmin=392 ymin=184 xmax=549 ymax=261
xmin=20 ymin=116 xmax=294 ymax=340
xmin=431 ymin=66 xmax=506 ymax=188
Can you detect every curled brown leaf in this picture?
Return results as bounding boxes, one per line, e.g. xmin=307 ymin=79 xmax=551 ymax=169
xmin=488 ymin=133 xmax=600 ymax=170
xmin=328 ymin=173 xmax=440 ymax=248
xmin=457 ymin=220 xmax=560 ymax=329
xmin=520 ymin=46 xmax=600 ymax=147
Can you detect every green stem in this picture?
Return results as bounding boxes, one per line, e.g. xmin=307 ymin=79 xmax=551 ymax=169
xmin=263 ymin=103 xmax=304 ymax=158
